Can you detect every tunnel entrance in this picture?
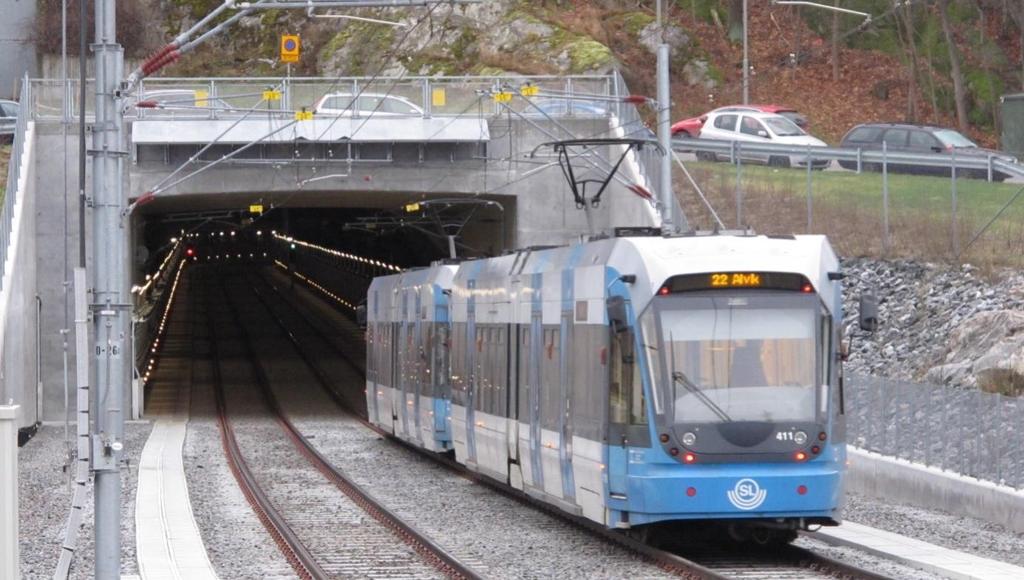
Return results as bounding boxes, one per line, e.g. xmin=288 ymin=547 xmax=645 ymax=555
xmin=132 ymin=191 xmax=511 ymax=415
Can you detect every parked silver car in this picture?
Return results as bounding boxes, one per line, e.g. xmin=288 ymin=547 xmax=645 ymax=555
xmin=0 ymin=100 xmax=19 ymax=141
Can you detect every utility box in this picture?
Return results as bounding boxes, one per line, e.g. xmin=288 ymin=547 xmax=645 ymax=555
xmin=0 ymin=405 xmax=18 ymax=579
xmin=1000 ymin=93 xmax=1024 ymax=159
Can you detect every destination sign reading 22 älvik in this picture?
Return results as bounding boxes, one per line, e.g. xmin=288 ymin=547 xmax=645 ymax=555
xmin=710 ymin=272 xmax=762 ymax=287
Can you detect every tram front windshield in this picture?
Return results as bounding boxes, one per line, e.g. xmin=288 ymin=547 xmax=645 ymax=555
xmin=639 ymin=293 xmax=822 ymax=424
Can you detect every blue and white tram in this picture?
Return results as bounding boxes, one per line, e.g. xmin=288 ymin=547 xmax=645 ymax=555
xmin=366 ymin=264 xmax=458 ymax=452
xmin=366 ymin=233 xmax=848 ymax=539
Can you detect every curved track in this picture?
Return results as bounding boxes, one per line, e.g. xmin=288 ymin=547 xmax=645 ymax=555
xmin=252 ymin=266 xmax=896 ymax=579
xmin=199 ymin=268 xmax=481 ymax=580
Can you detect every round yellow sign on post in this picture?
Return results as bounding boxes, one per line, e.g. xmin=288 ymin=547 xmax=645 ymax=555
xmin=280 ymin=35 xmax=300 ymax=63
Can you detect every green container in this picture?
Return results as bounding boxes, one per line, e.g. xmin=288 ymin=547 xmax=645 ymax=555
xmin=1001 ymin=93 xmax=1024 ymax=159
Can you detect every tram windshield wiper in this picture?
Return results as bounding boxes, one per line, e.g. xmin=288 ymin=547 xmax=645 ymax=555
xmin=672 ymin=370 xmax=733 ymax=423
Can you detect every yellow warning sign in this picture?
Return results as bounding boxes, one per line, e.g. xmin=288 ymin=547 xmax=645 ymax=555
xmin=194 ymin=90 xmax=209 ymax=107
xmin=404 ymin=203 xmax=421 ymax=213
xmin=493 ymin=91 xmax=513 ymax=103
xmin=295 ymin=109 xmax=313 ymax=121
xmin=519 ymin=85 xmax=539 ymax=97
xmin=431 ymin=88 xmax=447 ymax=108
xmin=262 ymin=90 xmax=282 ymax=101
xmin=249 ymin=204 xmax=264 ymax=215
xmin=280 ymin=34 xmax=300 ymax=63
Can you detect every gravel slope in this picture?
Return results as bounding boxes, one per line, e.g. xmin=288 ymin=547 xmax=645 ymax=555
xmin=18 ymin=422 xmax=151 ymax=579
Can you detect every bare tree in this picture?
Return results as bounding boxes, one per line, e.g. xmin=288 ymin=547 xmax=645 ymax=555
xmin=938 ymin=0 xmax=969 ymax=132
xmin=1007 ymin=0 xmax=1024 ymax=90
xmin=893 ymin=0 xmax=920 ymax=121
xmin=832 ymin=0 xmax=841 ymax=81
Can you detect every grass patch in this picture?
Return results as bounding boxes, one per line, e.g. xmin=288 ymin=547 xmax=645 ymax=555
xmin=676 ymin=161 xmax=1024 ymax=271
xmin=0 ymin=144 xmax=10 ymax=202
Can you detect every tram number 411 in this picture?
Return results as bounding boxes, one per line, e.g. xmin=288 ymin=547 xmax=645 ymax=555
xmin=95 ymin=343 xmax=123 ymax=358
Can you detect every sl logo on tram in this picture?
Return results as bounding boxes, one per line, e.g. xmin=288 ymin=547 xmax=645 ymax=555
xmin=727 ymin=478 xmax=767 ymax=510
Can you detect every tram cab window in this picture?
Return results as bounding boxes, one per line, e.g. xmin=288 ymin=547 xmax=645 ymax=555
xmin=610 ymin=329 xmax=644 ymax=425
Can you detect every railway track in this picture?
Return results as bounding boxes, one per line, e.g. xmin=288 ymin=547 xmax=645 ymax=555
xmin=251 ymin=267 xmax=899 ymax=579
xmin=200 ymin=269 xmax=481 ymax=580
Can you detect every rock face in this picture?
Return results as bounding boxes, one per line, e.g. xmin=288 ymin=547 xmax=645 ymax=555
xmin=925 ymin=310 xmax=1024 ymax=393
xmin=841 ymin=259 xmax=1024 ymax=392
xmin=318 ymin=1 xmax=618 ymax=77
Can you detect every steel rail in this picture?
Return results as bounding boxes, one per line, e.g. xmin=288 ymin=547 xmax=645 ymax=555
xmin=259 ymin=266 xmax=900 ymax=580
xmin=202 ymin=275 xmax=327 ymax=580
xmin=218 ymin=271 xmax=482 ymax=580
xmin=247 ymin=270 xmax=720 ymax=579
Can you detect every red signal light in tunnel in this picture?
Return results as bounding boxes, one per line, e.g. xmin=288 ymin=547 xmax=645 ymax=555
xmin=185 ymin=246 xmax=195 ymax=257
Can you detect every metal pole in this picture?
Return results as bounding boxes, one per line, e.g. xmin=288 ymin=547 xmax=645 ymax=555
xmin=657 ymin=43 xmax=676 ymax=234
xmin=92 ymin=0 xmax=129 ymax=577
xmin=952 ymin=148 xmax=960 ymax=257
xmin=742 ymin=0 xmax=749 ymax=104
xmin=806 ymin=145 xmax=813 ymax=232
xmin=735 ymin=144 xmax=743 ymax=228
xmin=78 ymin=0 xmax=87 ymax=267
xmin=882 ymin=141 xmax=889 ymax=252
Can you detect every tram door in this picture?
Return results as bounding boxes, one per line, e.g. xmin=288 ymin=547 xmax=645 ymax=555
xmin=607 ymin=321 xmax=635 ymax=498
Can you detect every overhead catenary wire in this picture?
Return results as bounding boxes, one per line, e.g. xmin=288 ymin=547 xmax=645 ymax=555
xmin=132 ymin=0 xmax=455 ymax=211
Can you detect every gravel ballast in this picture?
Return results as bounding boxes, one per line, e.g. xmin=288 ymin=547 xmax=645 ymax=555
xmin=18 ymin=422 xmax=152 ymax=579
xmin=183 ymin=327 xmax=299 ymax=579
xmin=843 ymin=491 xmax=1024 ymax=568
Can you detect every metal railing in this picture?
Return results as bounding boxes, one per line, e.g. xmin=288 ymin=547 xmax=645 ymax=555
xmin=846 ymin=373 xmax=1024 ymax=489
xmin=674 ymin=136 xmax=1024 ymax=181
xmin=26 ymin=75 xmax=617 ymax=122
xmin=1 ymin=78 xmax=30 ymax=293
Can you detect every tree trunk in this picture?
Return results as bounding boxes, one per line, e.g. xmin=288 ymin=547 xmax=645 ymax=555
xmin=894 ymin=0 xmax=919 ymax=122
xmin=832 ymin=0 xmax=840 ymax=82
xmin=939 ymin=0 xmax=970 ymax=133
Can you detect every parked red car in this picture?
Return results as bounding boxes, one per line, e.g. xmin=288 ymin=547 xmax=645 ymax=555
xmin=671 ymin=105 xmax=809 ymax=137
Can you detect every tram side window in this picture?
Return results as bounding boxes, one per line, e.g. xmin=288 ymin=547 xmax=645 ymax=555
xmin=609 ymin=331 xmax=628 ymax=424
xmin=420 ymin=323 xmax=432 ymax=396
xmin=366 ymin=324 xmax=375 ymax=381
xmin=541 ymin=327 xmax=562 ymax=431
xmin=473 ymin=326 xmax=508 ymax=417
xmin=571 ymin=324 xmax=607 ymax=440
xmin=432 ymin=323 xmax=450 ymax=399
xmin=378 ymin=323 xmax=391 ymax=388
xmin=518 ymin=326 xmax=531 ymax=422
xmin=493 ymin=327 xmax=508 ymax=416
xmin=475 ymin=326 xmax=490 ymax=414
xmin=451 ymin=322 xmax=468 ymax=406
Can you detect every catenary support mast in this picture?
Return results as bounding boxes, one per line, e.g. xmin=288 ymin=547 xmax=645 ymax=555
xmin=91 ymin=0 xmax=129 ymax=577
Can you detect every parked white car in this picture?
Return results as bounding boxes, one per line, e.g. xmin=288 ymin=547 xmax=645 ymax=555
xmin=313 ymin=92 xmax=424 ymax=117
xmin=697 ymin=110 xmax=829 ymax=169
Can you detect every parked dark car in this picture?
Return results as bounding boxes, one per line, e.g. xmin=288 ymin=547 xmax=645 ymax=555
xmin=838 ymin=123 xmax=1018 ymax=181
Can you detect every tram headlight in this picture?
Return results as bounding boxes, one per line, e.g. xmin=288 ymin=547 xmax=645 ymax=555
xmin=794 ymin=431 xmax=808 ymax=445
xmin=682 ymin=432 xmax=697 ymax=446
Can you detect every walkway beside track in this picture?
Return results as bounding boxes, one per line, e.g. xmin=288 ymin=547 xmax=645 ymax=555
xmin=812 ymin=521 xmax=1024 ymax=580
xmin=135 ymin=330 xmax=218 ymax=580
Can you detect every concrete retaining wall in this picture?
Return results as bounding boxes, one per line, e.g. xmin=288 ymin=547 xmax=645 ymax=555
xmin=846 ymin=446 xmax=1024 ymax=534
xmin=0 ymin=122 xmax=39 ymax=429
